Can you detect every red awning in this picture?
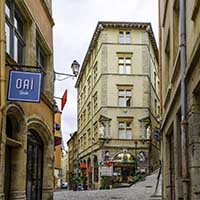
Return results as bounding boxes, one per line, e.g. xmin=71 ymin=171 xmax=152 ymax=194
xmin=80 ymin=162 xmax=86 ymax=169
xmin=104 ymin=161 xmax=113 ymax=167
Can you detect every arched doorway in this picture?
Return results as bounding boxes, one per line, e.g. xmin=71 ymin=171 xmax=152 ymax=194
xmin=4 ymin=105 xmax=25 ymax=200
xmin=4 ymin=115 xmax=15 ymax=200
xmin=26 ymin=130 xmax=43 ymax=200
xmin=26 ymin=117 xmax=53 ymax=199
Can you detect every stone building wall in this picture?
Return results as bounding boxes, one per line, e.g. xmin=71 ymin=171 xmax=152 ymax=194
xmin=0 ymin=0 xmax=55 ymax=199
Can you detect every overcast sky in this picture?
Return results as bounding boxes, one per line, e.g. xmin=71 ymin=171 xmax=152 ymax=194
xmin=52 ymin=0 xmax=158 ymax=149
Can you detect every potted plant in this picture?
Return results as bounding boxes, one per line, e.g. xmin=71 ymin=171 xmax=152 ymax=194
xmin=100 ymin=176 xmax=112 ymax=189
xmin=81 ymin=176 xmax=88 ymax=190
xmin=72 ymin=175 xmax=80 ymax=191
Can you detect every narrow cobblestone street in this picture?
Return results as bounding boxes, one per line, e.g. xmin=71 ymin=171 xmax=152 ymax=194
xmin=54 ymin=171 xmax=162 ymax=200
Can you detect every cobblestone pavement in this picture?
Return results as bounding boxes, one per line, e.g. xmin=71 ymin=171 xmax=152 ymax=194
xmin=54 ymin=171 xmax=162 ymax=200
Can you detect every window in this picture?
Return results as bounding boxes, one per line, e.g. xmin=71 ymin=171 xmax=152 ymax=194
xmin=83 ymin=86 xmax=86 ymax=101
xmin=36 ymin=41 xmax=47 ymax=92
xmin=126 ymin=32 xmax=131 ymax=43
xmin=164 ymin=30 xmax=170 ymax=92
xmin=5 ymin=23 xmax=10 ymax=53
xmin=79 ymin=93 xmax=83 ymax=107
xmin=118 ymin=120 xmax=132 ymax=139
xmin=78 ymin=118 xmax=80 ymax=129
xmin=119 ymin=31 xmax=124 ymax=43
xmin=87 ymin=129 xmax=91 ymax=146
xmin=5 ymin=0 xmax=25 ymax=64
xmin=154 ymin=72 xmax=157 ymax=89
xmin=93 ymin=62 xmax=98 ymax=82
xmin=83 ymin=110 xmax=86 ymax=125
xmin=155 ymin=99 xmax=157 ymax=116
xmin=87 ymin=76 xmax=91 ymax=93
xmin=87 ymin=102 xmax=91 ymax=121
xmin=118 ymin=89 xmax=132 ymax=107
xmin=157 ymin=80 xmax=160 ymax=95
xmin=119 ymin=31 xmax=131 ymax=44
xmin=93 ymin=122 xmax=98 ymax=142
xmin=158 ymin=105 xmax=160 ymax=116
xmin=80 ymin=137 xmax=83 ymax=150
xmin=83 ymin=133 xmax=86 ymax=149
xmin=118 ymin=57 xmax=131 ymax=74
xmin=80 ymin=114 xmax=83 ymax=128
xmin=93 ymin=92 xmax=98 ymax=112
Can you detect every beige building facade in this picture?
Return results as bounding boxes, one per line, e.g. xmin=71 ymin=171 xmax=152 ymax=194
xmin=75 ymin=21 xmax=160 ymax=189
xmin=0 ymin=0 xmax=54 ymax=199
xmin=61 ymin=150 xmax=69 ymax=185
xmin=67 ymin=131 xmax=78 ymax=189
xmin=160 ymin=0 xmax=200 ymax=199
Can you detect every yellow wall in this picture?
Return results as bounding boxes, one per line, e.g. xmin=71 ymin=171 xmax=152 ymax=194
xmin=54 ymin=112 xmax=62 ymax=169
xmin=26 ymin=0 xmax=54 ymax=50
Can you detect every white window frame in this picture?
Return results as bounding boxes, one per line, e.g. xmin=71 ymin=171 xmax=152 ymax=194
xmin=5 ymin=0 xmax=25 ymax=64
xmin=93 ymin=92 xmax=98 ymax=112
xmin=118 ymin=120 xmax=132 ymax=139
xmin=118 ymin=89 xmax=132 ymax=107
xmin=119 ymin=31 xmax=131 ymax=44
xmin=118 ymin=57 xmax=131 ymax=74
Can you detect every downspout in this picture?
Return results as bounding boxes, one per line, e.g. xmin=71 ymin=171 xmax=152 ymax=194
xmin=158 ymin=0 xmax=162 ymax=116
xmin=0 ymin=0 xmax=6 ymax=193
xmin=179 ymin=0 xmax=189 ymax=199
xmin=153 ymin=0 xmax=162 ymax=195
xmin=0 ymin=0 xmax=6 ymax=137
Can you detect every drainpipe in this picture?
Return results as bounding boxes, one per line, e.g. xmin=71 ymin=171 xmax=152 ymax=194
xmin=158 ymin=0 xmax=164 ymax=197
xmin=0 ymin=0 xmax=6 ymax=138
xmin=0 ymin=0 xmax=6 ymax=193
xmin=158 ymin=0 xmax=162 ymax=116
xmin=179 ymin=0 xmax=189 ymax=199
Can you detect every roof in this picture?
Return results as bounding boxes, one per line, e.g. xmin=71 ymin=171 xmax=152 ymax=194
xmin=66 ymin=131 xmax=77 ymax=144
xmin=75 ymin=21 xmax=158 ymax=88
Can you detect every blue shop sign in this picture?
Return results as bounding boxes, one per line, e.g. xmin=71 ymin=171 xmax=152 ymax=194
xmin=8 ymin=71 xmax=42 ymax=103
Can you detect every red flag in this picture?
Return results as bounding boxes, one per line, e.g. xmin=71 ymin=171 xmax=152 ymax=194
xmin=61 ymin=89 xmax=67 ymax=110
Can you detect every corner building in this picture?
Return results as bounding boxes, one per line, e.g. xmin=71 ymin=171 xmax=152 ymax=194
xmin=0 ymin=0 xmax=54 ymax=199
xmin=159 ymin=0 xmax=200 ymax=199
xmin=75 ymin=21 xmax=160 ymax=189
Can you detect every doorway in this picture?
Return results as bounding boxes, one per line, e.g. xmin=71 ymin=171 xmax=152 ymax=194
xmin=168 ymin=132 xmax=175 ymax=200
xmin=26 ymin=130 xmax=43 ymax=200
xmin=4 ymin=146 xmax=12 ymax=200
xmin=4 ymin=115 xmax=17 ymax=200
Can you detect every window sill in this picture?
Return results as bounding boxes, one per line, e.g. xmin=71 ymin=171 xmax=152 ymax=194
xmin=6 ymin=137 xmax=22 ymax=147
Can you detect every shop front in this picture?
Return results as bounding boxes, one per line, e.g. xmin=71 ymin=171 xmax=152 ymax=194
xmin=112 ymin=152 xmax=136 ymax=185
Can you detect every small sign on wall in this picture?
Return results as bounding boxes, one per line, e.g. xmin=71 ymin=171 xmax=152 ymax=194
xmin=7 ymin=70 xmax=42 ymax=103
xmin=100 ymin=166 xmax=113 ymax=176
